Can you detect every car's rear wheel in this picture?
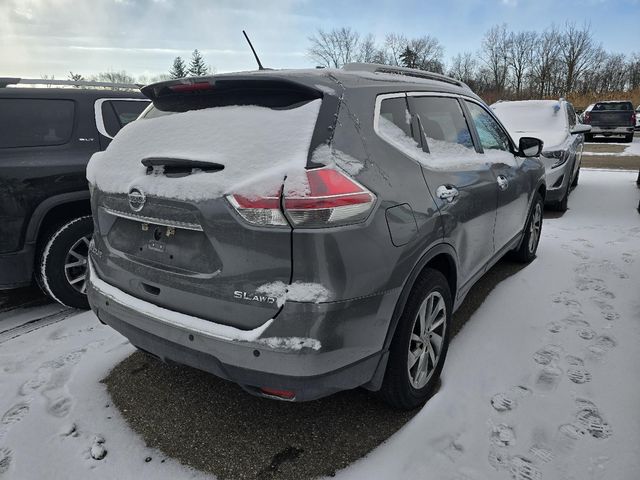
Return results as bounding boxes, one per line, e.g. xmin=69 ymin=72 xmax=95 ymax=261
xmin=623 ymin=133 xmax=634 ymax=143
xmin=511 ymin=193 xmax=543 ymax=263
xmin=379 ymin=268 xmax=451 ymax=410
xmin=36 ymin=216 xmax=93 ymax=309
xmin=584 ymin=133 xmax=593 ymax=142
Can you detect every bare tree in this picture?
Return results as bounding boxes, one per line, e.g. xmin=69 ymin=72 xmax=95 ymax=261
xmin=383 ymin=33 xmax=408 ymax=66
xmin=508 ymin=31 xmax=536 ymax=97
xmin=407 ymin=36 xmax=444 ymax=72
xmin=560 ymin=22 xmax=600 ymax=93
xmin=307 ymin=27 xmax=361 ymax=68
xmin=629 ymin=52 xmax=640 ymax=90
xmin=448 ymin=52 xmax=478 ymax=84
xmin=530 ymin=26 xmax=562 ymax=97
xmin=480 ymin=24 xmax=511 ymax=92
xmin=357 ymin=34 xmax=381 ymax=63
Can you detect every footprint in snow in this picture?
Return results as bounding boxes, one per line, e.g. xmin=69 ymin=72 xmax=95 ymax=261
xmin=577 ymin=328 xmax=596 ymax=340
xmin=535 ymin=365 xmax=563 ymax=392
xmin=532 ymin=345 xmax=562 ymax=365
xmin=551 ymin=291 xmax=582 ymax=312
xmin=575 ymin=408 xmax=612 ymax=439
xmin=546 ymin=321 xmax=565 ymax=333
xmin=509 ymin=456 xmax=542 ymax=480
xmin=0 ymin=402 xmax=30 ymax=437
xmin=587 ymin=335 xmax=617 ymax=358
xmin=567 ymin=367 xmax=592 ymax=384
xmin=490 ymin=386 xmax=531 ymax=412
xmin=0 ymin=448 xmax=12 ymax=476
xmin=565 ymin=355 xmax=584 ymax=366
xmin=621 ymin=252 xmax=635 ymax=264
xmin=90 ymin=435 xmax=107 ymax=460
xmin=490 ymin=424 xmax=516 ymax=447
xmin=528 ymin=444 xmax=553 ymax=464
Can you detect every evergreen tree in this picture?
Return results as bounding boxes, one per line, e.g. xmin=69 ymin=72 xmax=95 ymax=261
xmin=400 ymin=46 xmax=418 ymax=69
xmin=169 ymin=56 xmax=187 ymax=79
xmin=188 ymin=49 xmax=209 ymax=76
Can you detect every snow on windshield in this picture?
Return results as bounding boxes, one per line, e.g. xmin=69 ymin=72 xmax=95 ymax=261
xmin=491 ymin=100 xmax=568 ymax=149
xmin=86 ymin=100 xmax=321 ymax=202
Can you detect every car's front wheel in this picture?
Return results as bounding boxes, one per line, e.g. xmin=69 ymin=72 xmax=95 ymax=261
xmin=511 ymin=193 xmax=544 ymax=263
xmin=623 ymin=133 xmax=634 ymax=143
xmin=36 ymin=216 xmax=93 ymax=309
xmin=380 ymin=268 xmax=451 ymax=410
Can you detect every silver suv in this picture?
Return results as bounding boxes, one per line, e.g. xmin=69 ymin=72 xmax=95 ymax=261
xmin=87 ymin=64 xmax=546 ymax=409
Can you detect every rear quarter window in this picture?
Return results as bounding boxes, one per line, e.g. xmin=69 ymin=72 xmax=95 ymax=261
xmin=0 ymin=98 xmax=75 ymax=148
xmin=593 ymin=102 xmax=633 ymax=111
xmin=100 ymin=100 xmax=149 ymax=137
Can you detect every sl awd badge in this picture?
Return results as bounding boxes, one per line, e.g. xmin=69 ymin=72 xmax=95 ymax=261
xmin=128 ymin=187 xmax=146 ymax=212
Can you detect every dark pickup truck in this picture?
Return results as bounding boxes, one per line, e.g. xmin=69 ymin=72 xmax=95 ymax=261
xmin=582 ymin=101 xmax=636 ymax=142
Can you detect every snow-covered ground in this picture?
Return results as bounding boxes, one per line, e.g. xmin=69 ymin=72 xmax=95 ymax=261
xmin=1 ymin=169 xmax=638 ymax=480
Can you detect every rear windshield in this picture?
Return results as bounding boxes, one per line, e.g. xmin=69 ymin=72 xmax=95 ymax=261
xmin=593 ymin=102 xmax=633 ymax=111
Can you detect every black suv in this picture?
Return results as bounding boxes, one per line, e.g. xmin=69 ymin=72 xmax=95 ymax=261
xmin=0 ymin=78 xmax=149 ymax=308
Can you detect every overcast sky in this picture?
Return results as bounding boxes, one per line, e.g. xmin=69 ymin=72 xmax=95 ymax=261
xmin=1 ymin=0 xmax=639 ymax=80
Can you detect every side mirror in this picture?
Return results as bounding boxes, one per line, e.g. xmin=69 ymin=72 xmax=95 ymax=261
xmin=518 ymin=137 xmax=543 ymax=157
xmin=570 ymin=124 xmax=591 ymax=135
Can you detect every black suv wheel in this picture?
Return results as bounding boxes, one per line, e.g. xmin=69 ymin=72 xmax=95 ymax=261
xmin=36 ymin=216 xmax=93 ymax=309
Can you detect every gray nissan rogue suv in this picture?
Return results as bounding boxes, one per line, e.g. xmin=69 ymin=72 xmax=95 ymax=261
xmin=87 ymin=64 xmax=546 ymax=409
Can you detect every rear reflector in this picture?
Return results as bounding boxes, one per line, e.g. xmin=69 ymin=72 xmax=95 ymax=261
xmin=226 ymin=167 xmax=375 ymax=228
xmin=260 ymin=387 xmax=296 ymax=400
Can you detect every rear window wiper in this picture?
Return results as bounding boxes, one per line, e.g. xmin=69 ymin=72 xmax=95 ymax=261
xmin=142 ymin=157 xmax=224 ymax=177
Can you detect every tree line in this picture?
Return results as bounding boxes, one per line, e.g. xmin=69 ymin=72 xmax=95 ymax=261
xmin=307 ymin=24 xmax=640 ymax=105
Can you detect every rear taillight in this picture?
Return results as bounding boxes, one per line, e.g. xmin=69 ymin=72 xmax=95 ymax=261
xmin=226 ymin=191 xmax=288 ymax=226
xmin=168 ymin=82 xmax=212 ymax=93
xmin=583 ymin=112 xmax=591 ymax=123
xmin=283 ymin=167 xmax=376 ymax=227
xmin=632 ymin=113 xmax=636 ymax=125
xmin=259 ymin=387 xmax=296 ymax=400
xmin=226 ymin=167 xmax=376 ymax=228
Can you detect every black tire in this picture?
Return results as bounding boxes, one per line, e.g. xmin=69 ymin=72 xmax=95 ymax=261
xmin=623 ymin=133 xmax=634 ymax=143
xmin=511 ymin=193 xmax=544 ymax=263
xmin=550 ymin=180 xmax=570 ymax=212
xmin=379 ymin=269 xmax=452 ymax=410
xmin=571 ymin=167 xmax=580 ymax=187
xmin=36 ymin=216 xmax=93 ymax=309
xmin=584 ymin=133 xmax=593 ymax=142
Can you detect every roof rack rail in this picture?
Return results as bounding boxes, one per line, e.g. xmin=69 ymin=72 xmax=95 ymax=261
xmin=0 ymin=77 xmax=142 ymax=89
xmin=342 ymin=63 xmax=467 ymax=88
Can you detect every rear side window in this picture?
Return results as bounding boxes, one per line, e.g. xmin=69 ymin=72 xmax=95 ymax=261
xmin=465 ymin=101 xmax=511 ymax=152
xmin=0 ymin=98 xmax=75 ymax=148
xmin=101 ymin=100 xmax=148 ymax=137
xmin=408 ymin=96 xmax=474 ymax=153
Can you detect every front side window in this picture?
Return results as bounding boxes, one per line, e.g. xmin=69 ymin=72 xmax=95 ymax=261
xmin=409 ymin=96 xmax=474 ymax=154
xmin=465 ymin=101 xmax=512 ymax=152
xmin=0 ymin=98 xmax=75 ymax=148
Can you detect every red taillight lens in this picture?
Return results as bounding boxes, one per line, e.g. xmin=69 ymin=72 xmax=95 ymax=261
xmin=168 ymin=82 xmax=212 ymax=93
xmin=583 ymin=112 xmax=591 ymax=123
xmin=226 ymin=167 xmax=376 ymax=228
xmin=632 ymin=113 xmax=636 ymax=125
xmin=259 ymin=387 xmax=296 ymax=400
xmin=283 ymin=167 xmax=376 ymax=227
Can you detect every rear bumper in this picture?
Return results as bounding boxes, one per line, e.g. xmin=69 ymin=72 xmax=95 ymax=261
xmin=87 ymin=261 xmax=395 ymax=401
xmin=589 ymin=126 xmax=634 ymax=135
xmin=0 ymin=245 xmax=35 ymax=290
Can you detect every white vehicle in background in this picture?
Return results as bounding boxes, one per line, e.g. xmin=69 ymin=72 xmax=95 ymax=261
xmin=491 ymin=99 xmax=591 ymax=212
xmin=636 ymin=105 xmax=640 ymax=130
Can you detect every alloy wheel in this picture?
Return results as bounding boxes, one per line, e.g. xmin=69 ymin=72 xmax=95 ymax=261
xmin=407 ymin=291 xmax=447 ymax=389
xmin=64 ymin=235 xmax=91 ymax=294
xmin=528 ymin=203 xmax=542 ymax=253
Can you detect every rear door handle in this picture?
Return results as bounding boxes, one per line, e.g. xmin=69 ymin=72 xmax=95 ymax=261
xmin=436 ymin=185 xmax=459 ymax=203
xmin=497 ymin=175 xmax=509 ymax=190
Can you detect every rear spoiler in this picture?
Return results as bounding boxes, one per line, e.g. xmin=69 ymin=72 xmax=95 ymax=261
xmin=141 ymin=75 xmax=324 ymax=103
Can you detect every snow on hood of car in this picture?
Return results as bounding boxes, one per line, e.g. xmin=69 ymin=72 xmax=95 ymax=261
xmin=491 ymin=100 xmax=568 ymax=150
xmin=86 ymin=100 xmax=321 ymax=202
